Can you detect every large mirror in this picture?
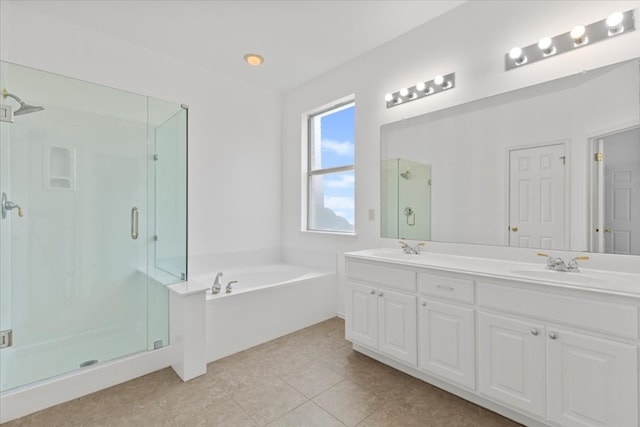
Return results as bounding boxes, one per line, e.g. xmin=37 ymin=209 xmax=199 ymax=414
xmin=381 ymin=58 xmax=640 ymax=255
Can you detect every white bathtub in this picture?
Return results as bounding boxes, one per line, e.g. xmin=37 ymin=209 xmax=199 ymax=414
xmin=198 ymin=263 xmax=337 ymax=363
xmin=196 ymin=264 xmax=332 ymax=298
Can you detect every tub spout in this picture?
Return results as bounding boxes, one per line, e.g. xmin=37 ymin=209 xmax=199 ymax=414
xmin=226 ymin=280 xmax=238 ymax=293
xmin=211 ymin=272 xmax=223 ymax=294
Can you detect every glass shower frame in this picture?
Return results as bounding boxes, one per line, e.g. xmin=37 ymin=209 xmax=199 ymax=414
xmin=0 ymin=61 xmax=187 ymax=392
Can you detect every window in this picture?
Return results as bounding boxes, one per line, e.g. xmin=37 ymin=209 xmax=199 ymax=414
xmin=305 ymin=99 xmax=355 ymax=233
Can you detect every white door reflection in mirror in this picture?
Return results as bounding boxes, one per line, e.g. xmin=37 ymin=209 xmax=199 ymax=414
xmin=509 ymin=144 xmax=565 ymax=249
xmin=593 ymin=126 xmax=640 ymax=255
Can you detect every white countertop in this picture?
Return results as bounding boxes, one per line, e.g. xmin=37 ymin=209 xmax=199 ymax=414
xmin=345 ymin=249 xmax=640 ymax=298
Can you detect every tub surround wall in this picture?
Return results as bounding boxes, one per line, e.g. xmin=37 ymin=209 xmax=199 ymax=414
xmin=168 ymin=287 xmax=207 ymax=381
xmin=205 ymin=270 xmax=337 ymax=362
xmin=168 ymin=260 xmax=337 ymax=371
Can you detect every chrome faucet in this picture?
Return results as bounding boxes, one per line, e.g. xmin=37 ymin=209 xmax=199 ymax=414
xmin=538 ymin=253 xmax=589 ymax=272
xmin=399 ymin=240 xmax=424 ymax=254
xmin=211 ymin=272 xmax=223 ymax=294
xmin=225 ymin=280 xmax=238 ymax=294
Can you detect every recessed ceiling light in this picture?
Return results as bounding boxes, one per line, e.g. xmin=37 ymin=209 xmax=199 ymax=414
xmin=244 ymin=53 xmax=264 ymax=66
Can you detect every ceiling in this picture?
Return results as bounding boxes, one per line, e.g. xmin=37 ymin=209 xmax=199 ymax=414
xmin=13 ymin=0 xmax=464 ymax=93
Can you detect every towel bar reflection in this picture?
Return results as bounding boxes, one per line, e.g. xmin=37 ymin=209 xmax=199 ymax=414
xmin=404 ymin=206 xmax=415 ymax=226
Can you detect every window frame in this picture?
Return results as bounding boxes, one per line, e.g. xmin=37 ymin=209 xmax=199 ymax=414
xmin=302 ymin=96 xmax=355 ymax=235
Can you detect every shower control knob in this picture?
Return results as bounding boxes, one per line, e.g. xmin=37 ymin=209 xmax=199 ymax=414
xmin=370 ymin=289 xmax=375 ymax=295
xmin=530 ymin=329 xmax=539 ymax=336
xmin=549 ymin=332 xmax=557 ymax=340
xmin=422 ymin=301 xmax=427 ymax=307
xmin=377 ymin=291 xmax=384 ymax=297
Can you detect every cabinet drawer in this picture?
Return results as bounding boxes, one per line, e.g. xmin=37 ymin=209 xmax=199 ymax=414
xmin=347 ymin=260 xmax=416 ymax=292
xmin=419 ymin=272 xmax=474 ymax=304
xmin=478 ymin=282 xmax=639 ymax=340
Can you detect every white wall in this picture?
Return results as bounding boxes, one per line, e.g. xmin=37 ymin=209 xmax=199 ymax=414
xmin=281 ymin=1 xmax=640 ymax=315
xmin=0 ymin=1 xmax=283 ymax=260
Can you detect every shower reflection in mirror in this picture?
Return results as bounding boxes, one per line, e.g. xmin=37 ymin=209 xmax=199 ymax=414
xmin=382 ymin=158 xmax=432 ymax=240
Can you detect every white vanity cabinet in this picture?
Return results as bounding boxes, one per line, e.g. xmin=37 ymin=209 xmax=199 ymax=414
xmin=477 ymin=311 xmax=547 ymax=417
xmin=346 ymin=260 xmax=417 ymax=366
xmin=418 ymin=272 xmax=475 ymax=389
xmin=478 ymin=281 xmax=639 ymax=427
xmin=344 ymin=250 xmax=640 ymax=427
xmin=547 ymin=328 xmax=638 ymax=427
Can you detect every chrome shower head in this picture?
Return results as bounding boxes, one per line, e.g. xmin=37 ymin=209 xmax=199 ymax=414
xmin=2 ymin=89 xmax=44 ymax=116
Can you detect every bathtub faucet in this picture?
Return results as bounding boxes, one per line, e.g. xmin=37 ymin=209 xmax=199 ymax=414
xmin=211 ymin=272 xmax=223 ymax=294
xmin=226 ymin=280 xmax=238 ymax=293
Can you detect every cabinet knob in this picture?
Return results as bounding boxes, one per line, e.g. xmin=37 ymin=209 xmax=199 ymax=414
xmin=549 ymin=332 xmax=557 ymax=340
xmin=370 ymin=289 xmax=375 ymax=295
xmin=377 ymin=291 xmax=384 ymax=297
xmin=530 ymin=329 xmax=539 ymax=336
xmin=422 ymin=301 xmax=427 ymax=307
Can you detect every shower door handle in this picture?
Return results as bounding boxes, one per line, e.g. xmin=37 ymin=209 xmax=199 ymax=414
xmin=131 ymin=207 xmax=139 ymax=240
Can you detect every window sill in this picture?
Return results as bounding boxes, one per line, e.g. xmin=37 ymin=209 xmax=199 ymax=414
xmin=302 ymin=229 xmax=357 ymax=237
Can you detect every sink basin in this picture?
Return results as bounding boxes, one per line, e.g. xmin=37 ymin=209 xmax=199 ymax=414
xmin=366 ymin=250 xmax=413 ymax=259
xmin=508 ymin=269 xmax=611 ymax=286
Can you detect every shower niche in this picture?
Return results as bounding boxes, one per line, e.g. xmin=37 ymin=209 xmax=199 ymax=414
xmin=44 ymin=145 xmax=75 ymax=190
xmin=0 ymin=60 xmax=188 ymax=393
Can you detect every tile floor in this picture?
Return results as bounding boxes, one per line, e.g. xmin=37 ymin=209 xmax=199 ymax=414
xmin=5 ymin=317 xmax=522 ymax=426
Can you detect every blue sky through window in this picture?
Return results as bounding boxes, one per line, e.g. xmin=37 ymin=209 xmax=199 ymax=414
xmin=320 ymin=105 xmax=354 ymax=169
xmin=319 ymin=105 xmax=354 ymax=226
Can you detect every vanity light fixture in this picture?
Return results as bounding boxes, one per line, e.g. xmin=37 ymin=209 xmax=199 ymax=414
xmin=508 ymin=47 xmax=526 ymax=65
xmin=505 ymin=9 xmax=635 ymax=71
xmin=537 ymin=37 xmax=555 ymax=56
xmin=385 ymin=73 xmax=455 ymax=108
xmin=570 ymin=25 xmax=587 ymax=45
xmin=415 ymin=81 xmax=428 ymax=93
xmin=606 ymin=11 xmax=624 ymax=35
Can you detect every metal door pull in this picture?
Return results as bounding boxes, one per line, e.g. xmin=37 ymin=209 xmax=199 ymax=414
xmin=131 ymin=207 xmax=139 ymax=240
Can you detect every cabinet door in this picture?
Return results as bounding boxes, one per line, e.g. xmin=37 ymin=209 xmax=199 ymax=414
xmin=547 ymin=328 xmax=638 ymax=427
xmin=419 ymin=299 xmax=475 ymax=389
xmin=478 ymin=312 xmax=546 ymax=417
xmin=378 ymin=289 xmax=417 ymax=365
xmin=346 ymin=282 xmax=378 ymax=348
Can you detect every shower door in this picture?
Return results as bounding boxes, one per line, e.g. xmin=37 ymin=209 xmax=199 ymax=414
xmin=0 ymin=62 xmax=151 ymax=391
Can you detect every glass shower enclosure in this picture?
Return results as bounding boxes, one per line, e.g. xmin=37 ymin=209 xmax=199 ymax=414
xmin=0 ymin=61 xmax=187 ymax=392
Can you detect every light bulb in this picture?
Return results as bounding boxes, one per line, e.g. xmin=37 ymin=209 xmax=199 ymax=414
xmin=384 ymin=93 xmax=394 ymax=102
xmin=570 ymin=25 xmax=586 ymax=44
xmin=399 ymin=88 xmax=409 ymax=97
xmin=538 ymin=37 xmax=554 ymax=55
xmin=243 ymin=53 xmax=264 ymax=66
xmin=433 ymin=75 xmax=444 ymax=86
xmin=508 ymin=47 xmax=526 ymax=65
xmin=606 ymin=12 xmax=624 ymax=34
xmin=416 ymin=81 xmax=426 ymax=92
